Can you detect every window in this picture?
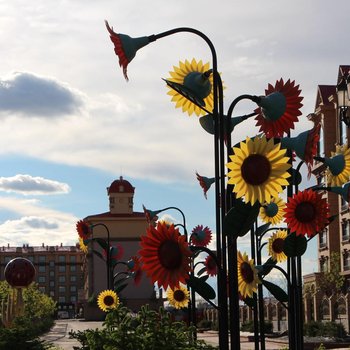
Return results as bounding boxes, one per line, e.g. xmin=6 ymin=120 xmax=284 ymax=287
xmin=50 ymin=291 xmax=55 ymax=297
xmin=39 ymin=286 xmax=46 ymax=293
xmin=49 ymin=281 xmax=55 ymax=287
xmin=70 ymin=295 xmax=77 ymax=303
xmin=49 ymin=260 xmax=55 ymax=267
xmin=319 ymin=230 xmax=327 ymax=248
xmin=59 ymin=286 xmax=66 ymax=293
xmin=49 ymin=270 xmax=55 ymax=277
xmin=59 ymin=255 xmax=66 ymax=263
xmin=58 ymin=296 xmax=66 ymax=303
xmin=38 ymin=276 xmax=46 ymax=283
xmin=4 ymin=256 xmax=12 ymax=263
xmin=27 ymin=256 xmax=34 ymax=262
xmin=70 ymin=285 xmax=77 ymax=292
xmin=318 ymin=127 xmax=325 ymax=157
xmin=70 ymin=265 xmax=76 ymax=272
xmin=70 ymin=256 xmax=76 ymax=263
xmin=70 ymin=275 xmax=76 ymax=282
xmin=343 ymin=252 xmax=350 ymax=271
xmin=59 ymin=265 xmax=66 ymax=273
xmin=320 ymin=257 xmax=328 ymax=272
xmin=321 ymin=299 xmax=330 ymax=319
xmin=38 ymin=265 xmax=46 ymax=273
xmin=58 ymin=276 xmax=66 ymax=283
xmin=38 ymin=255 xmax=46 ymax=263
xmin=342 ymin=221 xmax=350 ymax=241
xmin=339 ymin=117 xmax=347 ymax=145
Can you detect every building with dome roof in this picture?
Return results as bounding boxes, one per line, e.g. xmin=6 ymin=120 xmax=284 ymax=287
xmin=82 ymin=176 xmax=160 ymax=320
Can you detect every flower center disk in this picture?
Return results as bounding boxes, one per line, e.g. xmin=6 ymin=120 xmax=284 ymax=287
xmin=240 ymin=262 xmax=254 ymax=283
xmin=104 ymin=295 xmax=115 ymax=306
xmin=173 ymin=290 xmax=185 ymax=302
xmin=158 ymin=240 xmax=182 ymax=269
xmin=241 ymin=154 xmax=271 ymax=185
xmin=272 ymin=238 xmax=284 ymax=253
xmin=294 ymin=201 xmax=316 ymax=223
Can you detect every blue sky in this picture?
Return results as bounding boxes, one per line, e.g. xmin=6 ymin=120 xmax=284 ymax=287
xmin=0 ymin=0 xmax=349 ymax=278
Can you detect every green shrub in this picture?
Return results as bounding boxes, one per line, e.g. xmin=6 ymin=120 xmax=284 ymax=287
xmin=197 ymin=319 xmax=212 ymax=329
xmin=0 ymin=281 xmax=56 ymax=350
xmin=240 ymin=320 xmax=273 ymax=333
xmin=70 ymin=304 xmax=218 ymax=350
xmin=304 ymin=321 xmax=346 ymax=338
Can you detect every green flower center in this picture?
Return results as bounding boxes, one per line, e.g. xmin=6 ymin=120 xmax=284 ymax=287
xmin=265 ymin=202 xmax=279 ymax=217
xmin=272 ymin=238 xmax=284 ymax=254
xmin=241 ymin=154 xmax=271 ymax=185
xmin=173 ymin=290 xmax=186 ymax=302
xmin=104 ymin=295 xmax=115 ymax=306
xmin=158 ymin=240 xmax=182 ymax=269
xmin=294 ymin=201 xmax=316 ymax=223
xmin=240 ymin=262 xmax=254 ymax=283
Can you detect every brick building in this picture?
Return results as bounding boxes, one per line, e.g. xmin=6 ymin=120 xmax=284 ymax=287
xmin=0 ymin=243 xmax=84 ymax=318
xmin=82 ymin=176 xmax=160 ymax=320
xmin=303 ymin=65 xmax=350 ymax=332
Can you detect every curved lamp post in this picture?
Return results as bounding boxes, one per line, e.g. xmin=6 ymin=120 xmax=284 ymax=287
xmin=105 ymin=22 xmax=321 ymax=350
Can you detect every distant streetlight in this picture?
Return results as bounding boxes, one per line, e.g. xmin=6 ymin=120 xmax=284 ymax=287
xmin=337 ymin=74 xmax=350 ymax=126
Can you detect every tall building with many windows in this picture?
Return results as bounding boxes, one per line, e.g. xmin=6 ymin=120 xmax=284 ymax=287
xmin=0 ymin=243 xmax=84 ymax=318
xmin=303 ymin=65 xmax=350 ymax=331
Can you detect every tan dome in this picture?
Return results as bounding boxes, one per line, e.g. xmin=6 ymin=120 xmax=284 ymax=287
xmin=107 ymin=176 xmax=135 ymax=194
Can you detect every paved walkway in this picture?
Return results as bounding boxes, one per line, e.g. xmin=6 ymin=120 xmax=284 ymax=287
xmin=42 ymin=320 xmax=350 ymax=350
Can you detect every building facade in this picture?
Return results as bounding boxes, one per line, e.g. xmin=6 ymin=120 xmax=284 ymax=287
xmin=0 ymin=243 xmax=84 ymax=318
xmin=303 ymin=65 xmax=350 ymax=332
xmin=82 ymin=176 xmax=160 ymax=320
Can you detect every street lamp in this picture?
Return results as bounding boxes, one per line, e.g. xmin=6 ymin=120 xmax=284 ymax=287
xmin=337 ymin=75 xmax=350 ymax=127
xmin=105 ymin=22 xmax=320 ymax=350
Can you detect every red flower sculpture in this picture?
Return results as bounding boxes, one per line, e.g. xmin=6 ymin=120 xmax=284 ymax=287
xmin=139 ymin=222 xmax=192 ymax=289
xmin=76 ymin=220 xmax=90 ymax=240
xmin=255 ymin=78 xmax=303 ymax=137
xmin=191 ymin=225 xmax=212 ymax=247
xmin=204 ymin=255 xmax=217 ymax=277
xmin=284 ymin=189 xmax=329 ymax=237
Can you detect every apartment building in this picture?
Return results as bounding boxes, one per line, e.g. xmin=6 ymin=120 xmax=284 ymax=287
xmin=303 ymin=65 xmax=350 ymax=331
xmin=0 ymin=243 xmax=84 ymax=317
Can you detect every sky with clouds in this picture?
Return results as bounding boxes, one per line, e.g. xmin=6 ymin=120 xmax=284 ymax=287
xmin=0 ymin=0 xmax=349 ymax=276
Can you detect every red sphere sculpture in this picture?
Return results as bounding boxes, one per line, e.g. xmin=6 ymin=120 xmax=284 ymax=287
xmin=4 ymin=257 xmax=36 ymax=288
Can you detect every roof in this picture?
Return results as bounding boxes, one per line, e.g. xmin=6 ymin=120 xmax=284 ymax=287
xmin=338 ymin=65 xmax=350 ymax=84
xmin=315 ymin=85 xmax=336 ymax=109
xmin=85 ymin=211 xmax=145 ymax=220
xmin=107 ymin=176 xmax=135 ymax=194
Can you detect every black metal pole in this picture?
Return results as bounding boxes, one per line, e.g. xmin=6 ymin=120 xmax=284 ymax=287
xmin=255 ymin=223 xmax=265 ymax=350
xmin=252 ymin=224 xmax=261 ymax=350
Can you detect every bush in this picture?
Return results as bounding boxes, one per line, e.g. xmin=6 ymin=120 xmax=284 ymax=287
xmin=0 ymin=282 xmax=56 ymax=350
xmin=70 ymin=304 xmax=218 ymax=350
xmin=197 ymin=319 xmax=212 ymax=330
xmin=240 ymin=320 xmax=273 ymax=333
xmin=304 ymin=321 xmax=346 ymax=338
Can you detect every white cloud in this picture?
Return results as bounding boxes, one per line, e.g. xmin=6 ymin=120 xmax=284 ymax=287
xmin=0 ymin=174 xmax=70 ymax=195
xmin=0 ymin=197 xmax=78 ymax=246
xmin=0 ymin=72 xmax=84 ymax=117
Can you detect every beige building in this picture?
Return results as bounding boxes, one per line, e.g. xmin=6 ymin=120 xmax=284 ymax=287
xmin=0 ymin=243 xmax=84 ymax=318
xmin=83 ymin=176 xmax=160 ymax=320
xmin=303 ymin=65 xmax=350 ymax=332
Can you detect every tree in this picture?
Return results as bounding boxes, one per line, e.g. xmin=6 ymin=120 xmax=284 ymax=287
xmin=318 ymin=252 xmax=345 ymax=297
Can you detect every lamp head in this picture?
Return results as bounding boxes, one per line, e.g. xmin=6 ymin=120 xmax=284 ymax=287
xmin=163 ymin=69 xmax=212 ymax=109
xmin=199 ymin=114 xmax=246 ymax=135
xmin=257 ymin=92 xmax=287 ymax=121
xmin=105 ymin=21 xmax=151 ymax=81
xmin=337 ymin=75 xmax=350 ymax=127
